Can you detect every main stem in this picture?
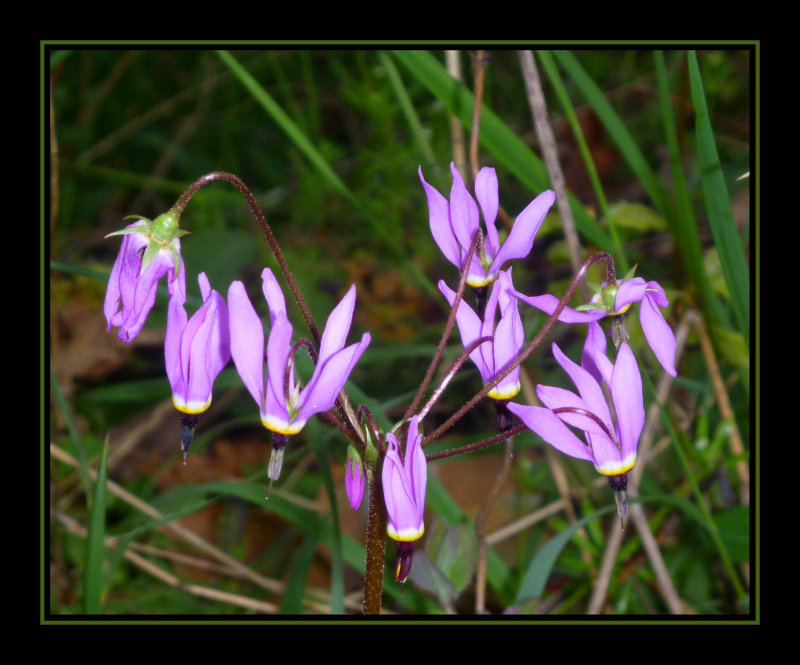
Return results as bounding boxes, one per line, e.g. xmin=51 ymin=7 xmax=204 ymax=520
xmin=363 ymin=466 xmax=387 ymax=614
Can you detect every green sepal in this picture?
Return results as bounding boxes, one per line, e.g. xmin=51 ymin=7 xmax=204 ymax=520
xmin=104 ymin=224 xmax=150 ymax=239
xmin=575 ymin=302 xmax=606 ymax=312
xmin=168 ymin=242 xmax=183 ymax=278
xmin=150 ymin=211 xmax=181 ymax=245
xmin=139 ymin=242 xmax=162 ymax=276
xmin=620 ymin=263 xmax=639 ymax=282
xmin=359 ymin=422 xmax=376 ymax=466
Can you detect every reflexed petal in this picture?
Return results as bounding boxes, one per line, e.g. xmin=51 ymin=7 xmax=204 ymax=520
xmin=438 ymin=280 xmax=491 ymax=381
xmin=165 ymin=295 xmax=188 ymax=396
xmin=512 ymin=291 xmax=605 ymax=324
xmin=104 ymin=221 xmax=149 ymax=330
xmin=316 ymin=284 xmax=356 ymax=366
xmin=405 ymin=415 xmax=427 ymax=517
xmin=536 ymin=384 xmax=607 ymax=439
xmin=581 ymin=321 xmax=613 ymax=386
xmin=261 ymin=268 xmax=287 ymax=324
xmin=298 ymin=333 xmax=371 ymax=422
xmin=614 ymin=277 xmax=647 ymax=311
xmin=490 ymin=189 xmax=555 ymax=271
xmin=489 ymin=299 xmax=522 ymax=398
xmin=641 ymin=291 xmax=677 ymax=377
xmin=228 ymin=280 xmax=266 ymax=410
xmin=551 ymin=343 xmax=613 ymax=432
xmin=448 ymin=162 xmax=480 ymax=255
xmin=185 ymin=286 xmax=229 ymax=408
xmin=264 ymin=313 xmax=293 ymax=425
xmin=475 ymin=167 xmax=500 ymax=259
xmin=610 ymin=343 xmax=645 ymax=460
xmin=507 ymin=402 xmax=594 ymax=462
xmin=419 ymin=166 xmax=461 ymax=269
xmin=382 ymin=434 xmax=424 ymax=540
xmin=121 ymin=249 xmax=173 ymax=342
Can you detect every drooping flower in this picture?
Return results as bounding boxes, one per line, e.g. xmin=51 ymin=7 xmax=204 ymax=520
xmin=344 ymin=448 xmax=366 ymax=511
xmin=514 ymin=275 xmax=676 ymax=377
xmin=164 ymin=272 xmax=231 ymax=458
xmin=419 ymin=162 xmax=555 ymax=287
xmin=507 ymin=330 xmax=645 ymax=523
xmin=228 ymin=268 xmax=371 ymax=480
xmin=104 ymin=212 xmax=188 ymax=342
xmin=438 ymin=268 xmax=524 ymax=400
xmin=382 ymin=415 xmax=427 ymax=583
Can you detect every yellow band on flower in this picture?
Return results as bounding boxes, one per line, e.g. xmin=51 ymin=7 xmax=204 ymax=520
xmin=173 ymin=394 xmax=211 ymax=415
xmin=488 ymin=382 xmax=521 ymax=400
xmin=594 ymin=453 xmax=636 ymax=476
xmin=387 ymin=524 xmax=425 ymax=542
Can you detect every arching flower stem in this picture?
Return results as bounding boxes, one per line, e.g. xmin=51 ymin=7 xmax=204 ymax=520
xmin=424 ymin=422 xmax=528 ymax=462
xmin=173 ymin=171 xmax=322 ymax=346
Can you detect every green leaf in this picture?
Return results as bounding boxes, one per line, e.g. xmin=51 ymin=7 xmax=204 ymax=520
xmin=84 ymin=438 xmax=110 ymax=614
xmin=426 ymin=520 xmax=477 ymax=593
xmin=515 ymin=506 xmax=613 ymax=604
xmin=607 ymin=201 xmax=669 ymax=233
xmin=279 ymin=534 xmax=318 ymax=614
xmin=713 ymin=506 xmax=750 ymax=563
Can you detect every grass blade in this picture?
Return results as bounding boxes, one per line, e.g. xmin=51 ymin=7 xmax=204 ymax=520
xmin=550 ymin=50 xmax=672 ymax=222
xmin=515 ymin=505 xmax=613 ymax=604
xmin=83 ymin=437 xmax=110 ymax=614
xmin=653 ymin=51 xmax=730 ymax=332
xmin=687 ymin=51 xmax=750 ymax=348
xmin=535 ymin=50 xmax=628 ymax=273
xmin=216 ymin=50 xmax=355 ymax=205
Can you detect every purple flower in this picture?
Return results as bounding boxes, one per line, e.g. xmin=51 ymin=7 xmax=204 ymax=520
xmin=382 ymin=415 xmax=427 ymax=542
xmin=513 ymin=276 xmax=677 ymax=377
xmin=438 ymin=268 xmax=524 ymax=400
xmin=227 ymin=268 xmax=371 ymax=436
xmin=420 ymin=163 xmax=555 ymax=287
xmin=345 ymin=453 xmax=366 ymax=511
xmin=382 ymin=415 xmax=427 ymax=582
xmin=104 ymin=215 xmax=187 ymax=343
xmin=507 ymin=330 xmax=645 ymax=478
xmin=607 ymin=278 xmax=676 ymax=377
xmin=165 ymin=272 xmax=230 ymax=416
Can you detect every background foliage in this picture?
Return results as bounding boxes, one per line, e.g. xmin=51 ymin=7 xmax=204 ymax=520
xmin=46 ymin=46 xmax=754 ymax=618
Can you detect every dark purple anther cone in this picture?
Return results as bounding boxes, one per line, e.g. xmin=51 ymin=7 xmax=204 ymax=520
xmin=473 ymin=284 xmax=489 ymax=318
xmin=180 ymin=413 xmax=200 ymax=460
xmin=607 ymin=472 xmax=629 ymax=529
xmin=272 ymin=432 xmax=288 ymax=452
xmin=494 ymin=399 xmax=513 ymax=434
xmin=394 ymin=541 xmax=415 ymax=584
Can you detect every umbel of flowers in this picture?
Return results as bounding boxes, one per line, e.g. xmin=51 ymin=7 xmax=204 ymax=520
xmin=103 ymin=164 xmax=677 ymax=611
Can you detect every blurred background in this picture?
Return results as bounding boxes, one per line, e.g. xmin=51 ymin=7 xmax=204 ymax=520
xmin=47 ymin=47 xmax=752 ymax=617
